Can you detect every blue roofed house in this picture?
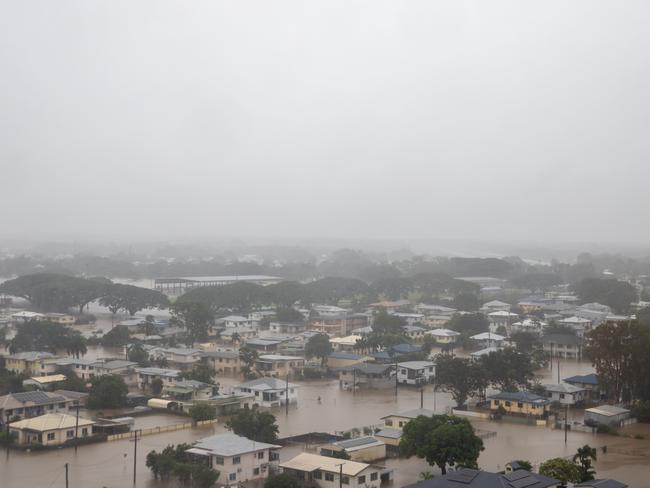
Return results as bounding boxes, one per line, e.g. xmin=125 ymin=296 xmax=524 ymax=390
xmin=564 ymin=373 xmax=601 ymax=401
xmin=489 ymin=391 xmax=551 ymax=419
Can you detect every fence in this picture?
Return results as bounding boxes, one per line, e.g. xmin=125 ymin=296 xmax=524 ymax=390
xmin=107 ymin=419 xmax=217 ymax=441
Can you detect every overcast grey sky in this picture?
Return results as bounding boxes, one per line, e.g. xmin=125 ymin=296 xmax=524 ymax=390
xmin=1 ymin=1 xmax=649 ymax=243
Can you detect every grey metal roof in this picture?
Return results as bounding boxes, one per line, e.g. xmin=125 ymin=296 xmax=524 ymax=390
xmin=489 ymin=391 xmax=551 ymax=405
xmin=333 ymin=436 xmax=382 ymax=449
xmin=374 ymin=428 xmax=402 ymax=439
xmin=575 ymin=480 xmax=628 ymax=488
xmin=201 ymin=350 xmax=240 ymax=359
xmin=236 ymin=377 xmax=298 ymax=391
xmin=0 ymin=391 xmax=67 ymax=408
xmin=405 ymin=468 xmax=559 ymax=488
xmin=564 ymin=373 xmax=598 ymax=385
xmin=192 ymin=433 xmax=280 ymax=457
xmin=381 ymin=408 xmax=435 ymax=420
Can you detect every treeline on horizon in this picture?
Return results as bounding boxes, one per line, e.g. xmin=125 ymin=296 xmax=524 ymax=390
xmin=3 ymin=248 xmax=650 ymax=285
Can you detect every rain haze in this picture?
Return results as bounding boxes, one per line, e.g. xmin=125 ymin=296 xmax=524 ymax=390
xmin=2 ymin=1 xmax=650 ymax=245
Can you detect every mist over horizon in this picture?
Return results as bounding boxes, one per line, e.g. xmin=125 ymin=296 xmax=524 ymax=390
xmin=3 ymin=1 xmax=650 ymax=246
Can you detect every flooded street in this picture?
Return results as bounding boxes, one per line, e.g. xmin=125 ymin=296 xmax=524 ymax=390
xmin=2 ymin=367 xmax=650 ymax=488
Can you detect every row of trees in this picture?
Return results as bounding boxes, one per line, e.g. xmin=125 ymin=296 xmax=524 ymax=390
xmin=585 ymin=320 xmax=650 ymax=403
xmin=434 ymin=349 xmax=535 ymax=407
xmin=0 ymin=273 xmax=168 ymax=314
xmin=9 ymin=320 xmax=87 ymax=357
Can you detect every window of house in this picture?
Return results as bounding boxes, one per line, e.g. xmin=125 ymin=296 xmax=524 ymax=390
xmin=66 ymin=430 xmax=74 ymax=438
xmin=342 ymin=476 xmax=350 ymax=484
xmin=385 ymin=419 xmax=393 ymax=426
xmin=59 ymin=403 xmax=66 ymax=408
xmin=233 ymin=456 xmax=241 ymax=464
xmin=358 ymin=476 xmax=366 ymax=484
xmin=560 ymin=394 xmax=565 ymax=399
xmin=494 ymin=400 xmax=499 ymax=405
xmin=325 ymin=473 xmax=335 ymax=481
xmin=229 ymin=473 xmax=237 ymax=481
xmin=505 ymin=401 xmax=511 ymax=407
xmin=47 ymin=433 xmax=56 ymax=440
xmin=215 ymin=457 xmax=224 ymax=465
xmin=314 ymin=471 xmax=322 ymax=480
xmin=82 ymin=428 xmax=88 ymax=436
xmin=370 ymin=473 xmax=378 ymax=481
xmin=254 ymin=468 xmax=260 ymax=476
xmin=258 ymin=451 xmax=264 ymax=459
xmin=517 ymin=402 xmax=523 ymax=408
xmin=399 ymin=421 xmax=404 ymax=427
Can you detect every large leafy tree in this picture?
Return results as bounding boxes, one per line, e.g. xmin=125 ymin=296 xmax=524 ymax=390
xmin=400 ymin=414 xmax=484 ymax=474
xmin=447 ymin=313 xmax=489 ymax=334
xmin=304 ymin=333 xmax=333 ymax=367
xmin=434 ymin=354 xmax=485 ymax=408
xmin=99 ymin=283 xmax=168 ymax=318
xmin=10 ymin=320 xmax=87 ymax=357
xmin=573 ymin=277 xmax=637 ymax=314
xmin=372 ymin=311 xmax=406 ymax=335
xmin=265 ymin=474 xmax=299 ymax=488
xmin=87 ymin=375 xmax=128 ymax=409
xmin=239 ymin=345 xmax=258 ymax=378
xmin=146 ymin=444 xmax=218 ymax=487
xmin=538 ymin=458 xmax=582 ymax=484
xmin=170 ymin=301 xmax=214 ymax=345
xmin=102 ymin=325 xmax=131 ymax=347
xmin=226 ymin=406 xmax=279 ymax=443
xmin=480 ymin=349 xmax=534 ymax=391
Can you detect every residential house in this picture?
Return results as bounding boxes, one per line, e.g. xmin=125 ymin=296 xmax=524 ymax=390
xmin=544 ymin=383 xmax=587 ymax=405
xmin=416 ymin=304 xmax=457 ymax=316
xmin=396 ymin=361 xmax=435 ymax=385
xmin=404 ymin=468 xmax=559 ymax=488
xmin=584 ymin=405 xmax=631 ymax=427
xmin=542 ymin=334 xmax=582 ymax=359
xmin=511 ymin=319 xmax=546 ymax=335
xmin=558 ymin=316 xmax=593 ymax=336
xmin=424 ymin=315 xmax=452 ymax=328
xmin=200 ymin=393 xmax=256 ymax=416
xmin=391 ymin=313 xmax=425 ymax=326
xmin=44 ymin=313 xmax=76 ymax=325
xmin=368 ymin=300 xmax=411 ymax=313
xmin=52 ymin=389 xmax=89 ymax=408
xmin=329 ymin=335 xmax=362 ymax=352
xmin=233 ymin=377 xmax=299 ymax=408
xmin=22 ymin=374 xmax=67 ymax=390
xmin=425 ymin=329 xmax=460 ymax=345
xmin=221 ymin=327 xmax=258 ymax=343
xmin=564 ymin=374 xmax=600 ymax=401
xmin=0 ymin=391 xmax=76 ymax=425
xmin=339 ymin=363 xmax=395 ymax=390
xmin=320 ymin=436 xmax=386 ymax=463
xmin=135 ymin=367 xmax=181 ymax=390
xmin=489 ymin=391 xmax=551 ymax=418
xmin=219 ymin=315 xmax=255 ymax=329
xmin=402 ymin=325 xmax=426 ymax=342
xmin=380 ymin=408 xmax=435 ymax=430
xmin=269 ymin=322 xmax=308 ymax=334
xmin=10 ymin=311 xmax=45 ymax=323
xmin=9 ymin=413 xmax=95 ymax=446
xmin=310 ymin=314 xmax=349 ymax=337
xmin=280 ymin=452 xmax=390 ymax=488
xmin=470 ymin=346 xmax=500 ymax=360
xmin=149 ymin=347 xmax=202 ymax=370
xmin=469 ymin=332 xmax=505 ymax=349
xmin=372 ymin=428 xmax=403 ymax=447
xmin=55 ymin=358 xmax=137 ymax=381
xmin=202 ymin=350 xmax=242 ymax=375
xmin=163 ymin=380 xmax=215 ymax=402
xmin=244 ymin=337 xmax=292 ymax=353
xmin=487 ymin=311 xmax=519 ymax=333
xmin=575 ymin=480 xmax=628 ymax=488
xmin=255 ymin=355 xmax=305 ymax=377
xmin=327 ymin=352 xmax=371 ymax=370
xmin=3 ymin=351 xmax=58 ymax=376
xmin=480 ymin=300 xmax=512 ymax=314
xmin=187 ymin=433 xmax=281 ymax=484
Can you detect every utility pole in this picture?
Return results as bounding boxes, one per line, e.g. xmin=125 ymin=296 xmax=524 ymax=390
xmin=433 ymin=378 xmax=437 ymax=412
xmin=285 ymin=373 xmax=289 ymax=415
xmin=420 ymin=388 xmax=424 ymax=409
xmin=65 ymin=463 xmax=69 ymax=488
xmin=131 ymin=429 xmax=141 ymax=485
xmin=394 ymin=359 xmax=398 ymax=397
xmin=564 ymin=404 xmax=568 ymax=445
xmin=336 ymin=463 xmax=346 ymax=488
xmin=557 ymin=357 xmax=560 ymax=384
xmin=353 ymin=368 xmax=356 ymax=393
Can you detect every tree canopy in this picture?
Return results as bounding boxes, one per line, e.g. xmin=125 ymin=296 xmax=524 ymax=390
xmin=538 ymin=458 xmax=582 ymax=484
xmin=226 ymin=406 xmax=279 ymax=443
xmin=573 ymin=278 xmax=637 ymax=313
xmin=87 ymin=375 xmax=128 ymax=409
xmin=170 ymin=301 xmax=214 ymax=345
xmin=304 ymin=333 xmax=333 ymax=366
xmin=99 ymin=283 xmax=168 ymax=317
xmin=400 ymin=414 xmax=484 ymax=474
xmin=146 ymin=443 xmax=218 ymax=487
xmin=434 ymin=355 xmax=485 ymax=408
xmin=10 ymin=320 xmax=87 ymax=357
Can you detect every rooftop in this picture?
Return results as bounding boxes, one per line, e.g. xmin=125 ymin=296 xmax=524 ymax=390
xmin=236 ymin=377 xmax=299 ymax=391
xmin=564 ymin=373 xmax=598 ymax=386
xmin=188 ymin=432 xmax=280 ymax=457
xmin=489 ymin=391 xmax=551 ymax=405
xmin=381 ymin=408 xmax=435 ymax=420
xmin=332 ymin=436 xmax=384 ymax=451
xmin=280 ymin=452 xmax=377 ymax=477
xmin=10 ymin=413 xmax=94 ymax=431
xmin=405 ymin=468 xmax=559 ymax=488
xmin=575 ymin=480 xmax=628 ymax=488
xmin=470 ymin=332 xmax=505 ymax=341
xmin=585 ymin=405 xmax=630 ymax=417
xmin=426 ymin=328 xmax=460 ymax=337
xmin=398 ymin=361 xmax=435 ymax=370
xmin=135 ymin=367 xmax=181 ymax=377
xmin=0 ymin=391 xmax=68 ymax=409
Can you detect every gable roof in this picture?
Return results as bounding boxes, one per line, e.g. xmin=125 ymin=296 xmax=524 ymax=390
xmin=489 ymin=391 xmax=551 ymax=405
xmin=0 ymin=391 xmax=68 ymax=409
xmin=575 ymin=480 xmax=628 ymax=488
xmin=189 ymin=433 xmax=279 ymax=457
xmin=381 ymin=408 xmax=435 ymax=420
xmin=236 ymin=377 xmax=299 ymax=391
xmin=9 ymin=413 xmax=94 ymax=431
xmin=563 ymin=373 xmax=598 ymax=385
xmin=280 ymin=452 xmax=377 ymax=477
xmin=405 ymin=468 xmax=559 ymax=488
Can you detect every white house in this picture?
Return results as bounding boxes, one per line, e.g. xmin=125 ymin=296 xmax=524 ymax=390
xmin=233 ymin=377 xmax=299 ymax=408
xmin=396 ymin=361 xmax=434 ymax=386
xmin=402 ymin=326 xmax=426 ymax=342
xmin=187 ymin=433 xmax=281 ymax=484
xmin=480 ymin=300 xmax=511 ymax=314
xmin=280 ymin=452 xmax=390 ymax=488
xmin=425 ymin=328 xmax=460 ymax=344
xmin=9 ymin=413 xmax=95 ymax=446
xmin=220 ymin=315 xmax=255 ymax=328
xmin=544 ymin=383 xmax=587 ymax=405
xmin=558 ymin=316 xmax=593 ymax=336
xmin=390 ymin=313 xmax=425 ymax=326
xmin=487 ymin=311 xmax=519 ymax=333
xmin=135 ymin=367 xmax=181 ymax=390
xmin=469 ymin=332 xmax=505 ymax=349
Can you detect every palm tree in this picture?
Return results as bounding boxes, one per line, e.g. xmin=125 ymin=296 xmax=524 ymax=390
xmin=573 ymin=444 xmax=597 ymax=482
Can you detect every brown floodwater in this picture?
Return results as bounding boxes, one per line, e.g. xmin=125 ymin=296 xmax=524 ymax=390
xmin=2 ymin=357 xmax=650 ymax=488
